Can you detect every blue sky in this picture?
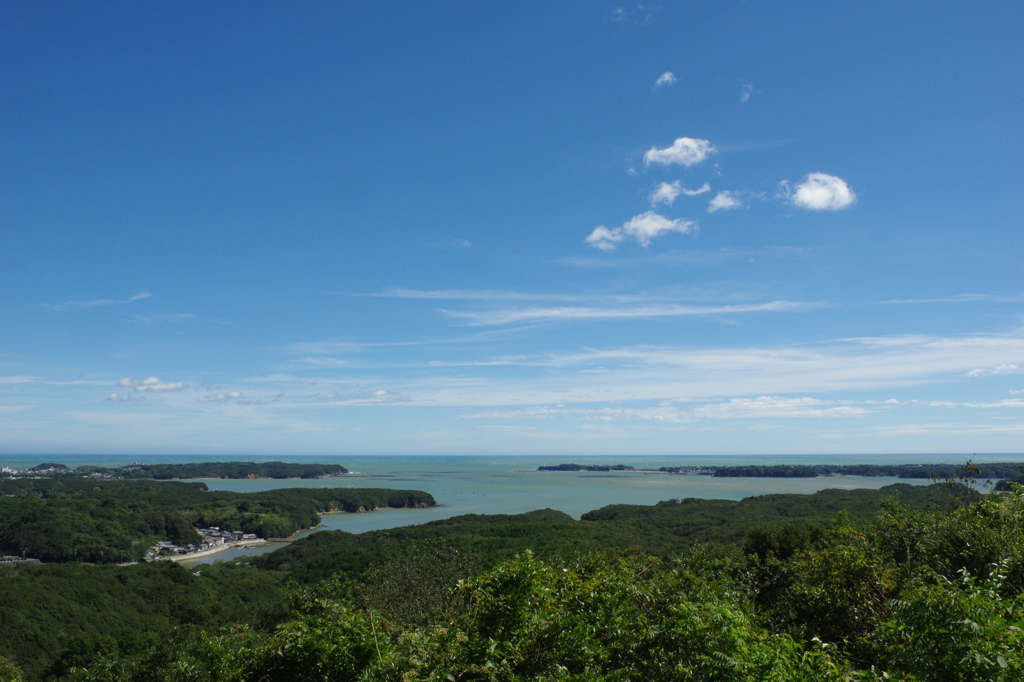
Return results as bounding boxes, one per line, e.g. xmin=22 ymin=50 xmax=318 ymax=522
xmin=2 ymin=1 xmax=1022 ymax=456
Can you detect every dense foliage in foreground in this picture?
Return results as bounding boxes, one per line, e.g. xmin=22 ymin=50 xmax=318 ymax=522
xmin=0 ymin=479 xmax=437 ymax=563
xmin=3 ymin=481 xmax=1021 ymax=681
xmin=62 ymin=485 xmax=1024 ymax=681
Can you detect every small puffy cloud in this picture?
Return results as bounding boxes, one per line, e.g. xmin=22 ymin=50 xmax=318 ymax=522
xmin=197 ymin=391 xmax=243 ymax=402
xmin=107 ymin=393 xmax=144 ymax=403
xmin=740 ymin=82 xmax=753 ymax=104
xmin=783 ymin=173 xmax=856 ymax=211
xmin=586 ymin=211 xmax=696 ymax=251
xmin=584 ymin=226 xmax=623 ymax=252
xmin=643 ymin=137 xmax=716 ymax=168
xmin=649 ymin=181 xmax=682 ymax=206
xmin=653 ymin=71 xmax=676 ymax=89
xmin=117 ymin=377 xmax=188 ymax=392
xmin=967 ymin=364 xmax=1020 ymax=377
xmin=648 ymin=181 xmax=710 ymax=206
xmin=707 ymin=191 xmax=743 ymax=213
xmin=611 ymin=5 xmax=653 ymax=25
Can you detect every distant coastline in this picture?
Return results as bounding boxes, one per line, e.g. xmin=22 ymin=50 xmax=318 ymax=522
xmin=537 ymin=461 xmax=1024 ymax=480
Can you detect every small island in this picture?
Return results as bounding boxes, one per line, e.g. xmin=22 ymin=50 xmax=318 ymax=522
xmin=1 ymin=461 xmax=348 ymax=480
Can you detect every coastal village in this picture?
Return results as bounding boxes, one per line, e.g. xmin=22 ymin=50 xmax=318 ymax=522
xmin=148 ymin=527 xmax=263 ymax=561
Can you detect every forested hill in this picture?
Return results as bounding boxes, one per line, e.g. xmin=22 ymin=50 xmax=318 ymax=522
xmin=0 ymin=479 xmax=437 ymax=564
xmin=252 ymin=482 xmax=968 ymax=585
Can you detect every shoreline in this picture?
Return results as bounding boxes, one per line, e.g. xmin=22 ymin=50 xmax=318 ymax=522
xmin=165 ymin=539 xmax=270 ymax=562
xmin=164 ymin=504 xmax=437 ymax=562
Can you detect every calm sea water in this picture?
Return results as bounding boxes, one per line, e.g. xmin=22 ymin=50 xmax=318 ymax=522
xmin=6 ymin=454 xmax=1018 ymax=567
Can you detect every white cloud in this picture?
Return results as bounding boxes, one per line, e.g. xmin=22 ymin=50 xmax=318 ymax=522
xmin=441 ymin=300 xmax=810 ymax=326
xmin=453 ymin=238 xmax=471 ymax=248
xmin=44 ymin=292 xmax=151 ymax=312
xmin=740 ymin=82 xmax=753 ymax=104
xmin=107 ymin=393 xmax=144 ymax=403
xmin=643 ymin=137 xmax=716 ymax=167
xmin=783 ymin=173 xmax=857 ymax=211
xmin=586 ymin=211 xmax=696 ymax=251
xmin=648 ymin=181 xmax=710 ymax=207
xmin=133 ymin=313 xmax=195 ymax=325
xmin=611 ymin=5 xmax=653 ymax=25
xmin=0 ymin=375 xmax=38 ymax=384
xmin=967 ymin=364 xmax=1020 ymax=377
xmin=462 ymin=396 xmax=868 ymax=422
xmin=300 ymin=357 xmax=350 ymax=367
xmin=117 ymin=377 xmax=188 ymax=392
xmin=394 ymin=331 xmax=1024 ymax=407
xmin=320 ymin=389 xmax=409 ymax=403
xmin=649 ymin=181 xmax=682 ymax=206
xmin=197 ymin=391 xmax=243 ymax=402
xmin=681 ymin=182 xmax=711 ymax=196
xmin=707 ymin=191 xmax=743 ymax=213
xmin=585 ymin=226 xmax=623 ymax=252
xmin=653 ymin=71 xmax=677 ymax=89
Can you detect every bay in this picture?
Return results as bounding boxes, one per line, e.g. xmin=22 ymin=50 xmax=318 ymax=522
xmin=6 ymin=454 xmax=1016 ymax=567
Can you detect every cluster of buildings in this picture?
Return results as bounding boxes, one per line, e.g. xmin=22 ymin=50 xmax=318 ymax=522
xmin=147 ymin=527 xmax=261 ymax=559
xmin=1 ymin=464 xmax=63 ymax=477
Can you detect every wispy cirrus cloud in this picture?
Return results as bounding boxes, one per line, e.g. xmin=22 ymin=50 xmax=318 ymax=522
xmin=132 ymin=313 xmax=195 ymax=325
xmin=389 ymin=331 xmax=1024 ymax=408
xmin=107 ymin=393 xmax=145 ymax=403
xmin=117 ymin=377 xmax=188 ymax=392
xmin=882 ymin=293 xmax=1024 ymax=305
xmin=319 ymin=389 xmax=410 ymax=404
xmin=643 ymin=137 xmax=716 ymax=167
xmin=43 ymin=292 xmax=151 ymax=312
xmin=966 ymin=364 xmax=1020 ymax=377
xmin=197 ymin=391 xmax=243 ymax=402
xmin=0 ymin=375 xmax=39 ymax=384
xmin=360 ymin=288 xmax=705 ymax=305
xmin=440 ymin=300 xmax=811 ymax=326
xmin=462 ymin=396 xmax=868 ymax=422
xmin=562 ymin=245 xmax=812 ymax=269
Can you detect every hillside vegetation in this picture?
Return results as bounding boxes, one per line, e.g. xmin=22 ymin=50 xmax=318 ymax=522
xmin=0 ymin=479 xmax=437 ymax=564
xmin=57 ymin=483 xmax=1024 ymax=682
